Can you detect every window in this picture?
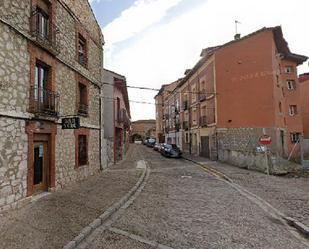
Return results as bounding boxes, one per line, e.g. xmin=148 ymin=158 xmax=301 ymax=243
xmin=287 ymin=80 xmax=295 ymax=90
xmin=78 ymin=135 xmax=88 ymax=166
xmin=185 ymin=133 xmax=189 ymax=143
xmin=34 ymin=63 xmax=49 ymax=103
xmin=279 ymin=102 xmax=282 ymax=113
xmin=191 ymin=85 xmax=197 ymax=103
xmin=290 ymin=133 xmax=300 ymax=144
xmin=78 ymin=83 xmax=88 ymax=115
xmin=284 ymin=66 xmax=293 ymax=74
xmin=78 ymin=34 xmax=87 ymax=66
xmin=289 ymin=105 xmax=297 ymax=116
xmin=37 ymin=8 xmax=49 ymax=39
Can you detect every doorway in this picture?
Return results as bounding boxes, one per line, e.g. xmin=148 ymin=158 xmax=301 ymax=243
xmin=33 ymin=140 xmax=49 ymax=193
xmin=200 ymin=136 xmax=210 ymax=158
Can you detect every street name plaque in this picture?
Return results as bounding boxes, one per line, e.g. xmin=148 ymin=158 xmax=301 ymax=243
xmin=61 ymin=117 xmax=80 ymax=129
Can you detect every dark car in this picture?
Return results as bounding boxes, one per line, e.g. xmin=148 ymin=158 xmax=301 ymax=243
xmin=146 ymin=138 xmax=156 ymax=148
xmin=160 ymin=144 xmax=182 ymax=158
xmin=153 ymin=143 xmax=161 ymax=151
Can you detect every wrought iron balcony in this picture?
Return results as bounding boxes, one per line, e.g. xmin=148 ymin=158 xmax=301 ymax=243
xmin=30 ymin=10 xmax=59 ymax=54
xmin=78 ymin=103 xmax=89 ymax=116
xmin=182 ymin=121 xmax=189 ymax=130
xmin=199 ymin=90 xmax=207 ymax=101
xmin=200 ymin=116 xmax=207 ymax=127
xmin=29 ymin=87 xmax=59 ymax=117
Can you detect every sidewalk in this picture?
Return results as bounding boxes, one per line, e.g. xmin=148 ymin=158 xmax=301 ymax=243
xmin=182 ymin=153 xmax=309 ymax=229
xmin=0 ymin=145 xmax=142 ymax=249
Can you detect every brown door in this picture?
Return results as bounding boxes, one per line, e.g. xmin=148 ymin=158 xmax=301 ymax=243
xmin=200 ymin=136 xmax=210 ymax=158
xmin=33 ymin=142 xmax=48 ymax=193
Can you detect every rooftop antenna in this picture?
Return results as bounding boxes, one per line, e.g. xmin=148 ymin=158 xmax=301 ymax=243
xmin=234 ymin=20 xmax=241 ymax=40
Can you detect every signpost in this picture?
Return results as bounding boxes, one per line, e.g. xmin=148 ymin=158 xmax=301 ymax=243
xmin=259 ymin=134 xmax=271 ymax=175
xmin=61 ymin=117 xmax=80 ymax=129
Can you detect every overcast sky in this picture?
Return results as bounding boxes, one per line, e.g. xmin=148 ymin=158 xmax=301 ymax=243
xmin=89 ymin=0 xmax=309 ymax=121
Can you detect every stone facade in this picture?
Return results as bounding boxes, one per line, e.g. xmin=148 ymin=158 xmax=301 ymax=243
xmin=0 ymin=0 xmax=104 ymax=211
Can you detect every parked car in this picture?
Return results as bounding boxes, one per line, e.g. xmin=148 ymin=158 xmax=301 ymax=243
xmin=147 ymin=138 xmax=156 ymax=147
xmin=160 ymin=144 xmax=182 ymax=158
xmin=134 ymin=140 xmax=142 ymax=144
xmin=143 ymin=139 xmax=148 ymax=145
xmin=153 ymin=143 xmax=161 ymax=151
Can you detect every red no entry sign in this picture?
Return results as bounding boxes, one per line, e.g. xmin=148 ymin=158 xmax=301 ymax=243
xmin=259 ymin=134 xmax=272 ymax=145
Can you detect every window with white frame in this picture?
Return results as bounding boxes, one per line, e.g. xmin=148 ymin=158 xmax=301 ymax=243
xmin=287 ymin=80 xmax=295 ymax=90
xmin=284 ymin=66 xmax=293 ymax=74
xmin=290 ymin=133 xmax=300 ymax=144
xmin=289 ymin=105 xmax=297 ymax=116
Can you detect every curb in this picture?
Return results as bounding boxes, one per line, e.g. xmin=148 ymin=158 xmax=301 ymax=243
xmin=183 ymin=155 xmax=309 ymax=239
xmin=63 ymin=166 xmax=148 ymax=249
xmin=283 ymin=217 xmax=309 ymax=237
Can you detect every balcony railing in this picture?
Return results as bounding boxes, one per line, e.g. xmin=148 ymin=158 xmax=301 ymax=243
xmin=78 ymin=103 xmax=89 ymax=116
xmin=182 ymin=121 xmax=189 ymax=130
xmin=200 ymin=116 xmax=207 ymax=127
xmin=29 ymin=87 xmax=59 ymax=116
xmin=199 ymin=90 xmax=207 ymax=101
xmin=30 ymin=10 xmax=59 ymax=54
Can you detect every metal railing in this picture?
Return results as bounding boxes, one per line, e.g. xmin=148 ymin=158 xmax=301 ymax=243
xmin=78 ymin=103 xmax=89 ymax=115
xmin=182 ymin=121 xmax=189 ymax=130
xmin=30 ymin=10 xmax=59 ymax=54
xmin=199 ymin=90 xmax=207 ymax=101
xmin=200 ymin=116 xmax=207 ymax=127
xmin=29 ymin=87 xmax=59 ymax=116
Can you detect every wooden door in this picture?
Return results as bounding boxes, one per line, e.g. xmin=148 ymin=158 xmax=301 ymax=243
xmin=200 ymin=136 xmax=210 ymax=158
xmin=33 ymin=141 xmax=48 ymax=193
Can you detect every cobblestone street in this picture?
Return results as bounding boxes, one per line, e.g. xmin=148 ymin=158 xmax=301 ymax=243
xmin=78 ymin=145 xmax=309 ymax=249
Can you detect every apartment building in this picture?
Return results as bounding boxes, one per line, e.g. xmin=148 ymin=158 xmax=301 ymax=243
xmin=103 ymin=69 xmax=131 ymax=165
xmin=155 ymin=81 xmax=179 ymax=144
xmin=299 ymin=73 xmax=309 ymax=162
xmin=156 ymin=26 xmax=307 ymax=173
xmin=0 ymin=0 xmax=104 ymax=211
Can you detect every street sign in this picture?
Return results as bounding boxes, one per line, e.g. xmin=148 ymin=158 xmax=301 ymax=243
xmin=259 ymin=134 xmax=272 ymax=145
xmin=61 ymin=117 xmax=80 ymax=129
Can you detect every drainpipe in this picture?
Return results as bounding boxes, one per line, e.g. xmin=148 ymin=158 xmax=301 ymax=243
xmin=99 ymin=88 xmax=103 ymax=171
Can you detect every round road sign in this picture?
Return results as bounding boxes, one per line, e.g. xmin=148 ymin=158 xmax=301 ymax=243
xmin=259 ymin=134 xmax=272 ymax=145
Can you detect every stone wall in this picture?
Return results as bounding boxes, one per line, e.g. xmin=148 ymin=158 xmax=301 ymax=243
xmin=0 ymin=118 xmax=28 ymax=211
xmin=0 ymin=23 xmax=30 ymax=114
xmin=217 ymin=127 xmax=300 ymax=174
xmin=102 ymin=138 xmax=114 ymax=169
xmin=55 ymin=127 xmax=100 ymax=189
xmin=0 ymin=0 xmax=31 ymax=33
xmin=56 ymin=0 xmax=103 ymax=84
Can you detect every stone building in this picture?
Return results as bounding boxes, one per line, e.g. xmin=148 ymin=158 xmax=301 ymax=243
xmin=0 ymin=0 xmax=104 ymax=211
xmin=156 ymin=26 xmax=308 ymax=173
xmin=102 ymin=69 xmax=131 ymax=165
xmin=131 ymin=120 xmax=156 ymax=142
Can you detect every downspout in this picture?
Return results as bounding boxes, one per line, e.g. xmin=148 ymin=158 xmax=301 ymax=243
xmin=99 ymin=87 xmax=103 ymax=170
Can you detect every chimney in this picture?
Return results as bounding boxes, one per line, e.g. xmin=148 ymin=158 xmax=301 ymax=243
xmin=234 ymin=33 xmax=241 ymax=40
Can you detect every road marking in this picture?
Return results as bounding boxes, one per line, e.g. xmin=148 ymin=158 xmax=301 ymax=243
xmin=109 ymin=227 xmax=174 ymax=249
xmin=136 ymin=160 xmax=147 ymax=170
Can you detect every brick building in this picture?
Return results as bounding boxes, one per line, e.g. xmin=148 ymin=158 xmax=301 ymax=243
xmin=102 ymin=69 xmax=131 ymax=164
xmin=156 ymin=26 xmax=307 ymax=173
xmin=0 ymin=0 xmax=104 ymax=211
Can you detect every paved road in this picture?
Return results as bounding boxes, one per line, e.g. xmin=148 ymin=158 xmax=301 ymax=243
xmin=78 ymin=145 xmax=309 ymax=249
